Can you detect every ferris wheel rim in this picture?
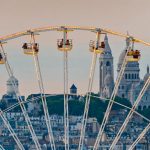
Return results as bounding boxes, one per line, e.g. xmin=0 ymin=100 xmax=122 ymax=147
xmin=0 ymin=25 xmax=149 ymax=46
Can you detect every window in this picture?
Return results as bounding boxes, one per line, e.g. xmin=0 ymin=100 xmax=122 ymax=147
xmin=125 ymin=74 xmax=127 ymax=79
xmin=132 ymin=74 xmax=134 ymax=79
xmin=128 ymin=74 xmax=131 ymax=79
xmin=106 ymin=61 xmax=110 ymax=66
xmin=122 ymin=94 xmax=125 ymax=98
xmin=134 ymin=74 xmax=136 ymax=79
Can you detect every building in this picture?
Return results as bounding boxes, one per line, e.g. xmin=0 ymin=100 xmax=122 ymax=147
xmin=99 ymin=37 xmax=150 ymax=110
xmin=70 ymin=84 xmax=77 ymax=95
xmin=1 ymin=75 xmax=25 ymax=109
xmin=99 ymin=34 xmax=114 ymax=98
xmin=69 ymin=84 xmax=80 ymax=100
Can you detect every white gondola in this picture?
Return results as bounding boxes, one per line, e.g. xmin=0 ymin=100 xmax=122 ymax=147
xmin=0 ymin=53 xmax=6 ymax=64
xmin=57 ymin=39 xmax=72 ymax=51
xmin=126 ymin=50 xmax=140 ymax=62
xmin=89 ymin=40 xmax=105 ymax=54
xmin=22 ymin=43 xmax=39 ymax=55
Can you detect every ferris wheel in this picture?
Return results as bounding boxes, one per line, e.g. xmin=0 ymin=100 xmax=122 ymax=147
xmin=0 ymin=25 xmax=150 ymax=150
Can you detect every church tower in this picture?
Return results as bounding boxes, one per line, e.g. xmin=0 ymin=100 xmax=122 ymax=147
xmin=99 ymin=35 xmax=114 ymax=98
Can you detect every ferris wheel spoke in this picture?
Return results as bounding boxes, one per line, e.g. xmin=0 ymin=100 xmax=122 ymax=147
xmin=93 ymin=37 xmax=135 ymax=150
xmin=78 ymin=32 xmax=105 ymax=150
xmin=29 ymin=33 xmax=56 ymax=150
xmin=78 ymin=51 xmax=97 ymax=150
xmin=93 ymin=58 xmax=127 ymax=150
xmin=0 ymin=44 xmax=41 ymax=150
xmin=128 ymin=123 xmax=150 ymax=150
xmin=0 ymin=144 xmax=5 ymax=150
xmin=33 ymin=55 xmax=56 ymax=150
xmin=64 ymin=50 xmax=69 ymax=150
xmin=109 ymin=76 xmax=150 ymax=150
xmin=56 ymin=28 xmax=73 ymax=150
xmin=0 ymin=109 xmax=25 ymax=150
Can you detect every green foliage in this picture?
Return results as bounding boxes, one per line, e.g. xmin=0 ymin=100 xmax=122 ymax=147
xmin=138 ymin=108 xmax=150 ymax=119
xmin=69 ymin=100 xmax=84 ymax=116
xmin=44 ymin=94 xmax=131 ymax=123
xmin=112 ymin=96 xmax=132 ymax=110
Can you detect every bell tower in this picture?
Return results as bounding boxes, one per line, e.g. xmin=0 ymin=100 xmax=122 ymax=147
xmin=99 ymin=35 xmax=114 ymax=98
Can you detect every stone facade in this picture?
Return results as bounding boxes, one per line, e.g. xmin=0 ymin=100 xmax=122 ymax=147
xmin=99 ymin=35 xmax=114 ymax=98
xmin=99 ymin=36 xmax=150 ymax=110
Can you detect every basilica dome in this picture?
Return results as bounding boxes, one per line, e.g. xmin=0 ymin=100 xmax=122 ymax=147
xmin=144 ymin=66 xmax=150 ymax=82
xmin=118 ymin=50 xmax=126 ymax=65
xmin=7 ymin=76 xmax=18 ymax=83
xmin=7 ymin=75 xmax=19 ymax=96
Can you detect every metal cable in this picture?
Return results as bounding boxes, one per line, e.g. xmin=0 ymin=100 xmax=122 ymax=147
xmin=31 ymin=33 xmax=56 ymax=150
xmin=0 ymin=44 xmax=41 ymax=150
xmin=78 ymin=52 xmax=97 ymax=150
xmin=109 ymin=76 xmax=150 ymax=150
xmin=128 ymin=123 xmax=150 ymax=150
xmin=0 ymin=109 xmax=24 ymax=150
xmin=93 ymin=38 xmax=132 ymax=150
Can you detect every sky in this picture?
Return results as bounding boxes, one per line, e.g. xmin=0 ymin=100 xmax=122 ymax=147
xmin=0 ymin=0 xmax=150 ymax=97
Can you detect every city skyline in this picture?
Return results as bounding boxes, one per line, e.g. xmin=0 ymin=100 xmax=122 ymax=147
xmin=1 ymin=1 xmax=150 ymax=149
xmin=0 ymin=0 xmax=150 ymax=96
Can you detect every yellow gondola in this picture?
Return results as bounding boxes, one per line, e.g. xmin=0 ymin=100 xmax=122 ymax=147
xmin=0 ymin=53 xmax=6 ymax=64
xmin=57 ymin=39 xmax=72 ymax=51
xmin=22 ymin=43 xmax=39 ymax=55
xmin=89 ymin=41 xmax=105 ymax=54
xmin=126 ymin=50 xmax=140 ymax=62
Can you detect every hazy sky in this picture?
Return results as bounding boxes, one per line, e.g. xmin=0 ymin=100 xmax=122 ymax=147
xmin=0 ymin=0 xmax=150 ymax=97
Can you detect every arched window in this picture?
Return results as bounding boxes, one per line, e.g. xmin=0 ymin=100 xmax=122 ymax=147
xmin=106 ymin=61 xmax=110 ymax=66
xmin=128 ymin=74 xmax=131 ymax=79
xmin=134 ymin=74 xmax=136 ymax=79
xmin=132 ymin=74 xmax=134 ymax=79
xmin=125 ymin=74 xmax=127 ymax=79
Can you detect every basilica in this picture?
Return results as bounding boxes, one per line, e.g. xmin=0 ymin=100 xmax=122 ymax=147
xmin=99 ymin=35 xmax=150 ymax=110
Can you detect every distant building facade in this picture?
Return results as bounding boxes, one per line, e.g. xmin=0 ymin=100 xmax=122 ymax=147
xmin=99 ymin=35 xmax=114 ymax=98
xmin=99 ymin=36 xmax=150 ymax=110
xmin=1 ymin=76 xmax=24 ymax=109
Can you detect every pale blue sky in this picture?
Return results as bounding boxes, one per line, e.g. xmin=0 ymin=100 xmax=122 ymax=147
xmin=0 ymin=0 xmax=150 ymax=97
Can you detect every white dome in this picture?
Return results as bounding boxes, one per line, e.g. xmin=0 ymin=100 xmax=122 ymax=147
xmin=144 ymin=66 xmax=150 ymax=82
xmin=118 ymin=50 xmax=126 ymax=65
xmin=7 ymin=75 xmax=19 ymax=96
xmin=7 ymin=76 xmax=18 ymax=83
